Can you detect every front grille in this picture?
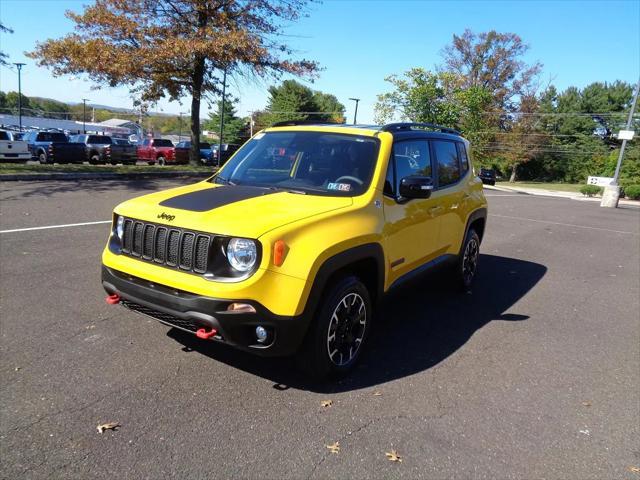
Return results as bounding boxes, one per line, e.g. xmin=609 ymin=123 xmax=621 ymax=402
xmin=121 ymin=299 xmax=200 ymax=333
xmin=121 ymin=218 xmax=212 ymax=274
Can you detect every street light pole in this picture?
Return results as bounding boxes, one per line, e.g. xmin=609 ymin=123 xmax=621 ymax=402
xmin=349 ymin=97 xmax=360 ymax=125
xmin=217 ymin=68 xmax=227 ymax=168
xmin=13 ymin=63 xmax=26 ymax=131
xmin=82 ymin=98 xmax=90 ymax=133
xmin=601 ymin=77 xmax=640 ymax=208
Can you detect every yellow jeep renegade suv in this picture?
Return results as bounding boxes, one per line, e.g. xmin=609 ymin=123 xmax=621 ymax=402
xmin=102 ymin=122 xmax=487 ymax=377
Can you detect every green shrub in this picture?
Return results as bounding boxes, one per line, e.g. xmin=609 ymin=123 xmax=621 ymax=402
xmin=580 ymin=185 xmax=603 ymax=197
xmin=624 ymin=184 xmax=640 ymax=200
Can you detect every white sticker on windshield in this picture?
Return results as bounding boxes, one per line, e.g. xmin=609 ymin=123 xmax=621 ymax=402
xmin=253 ymin=133 xmax=265 ymax=140
xmin=327 ymin=182 xmax=352 ymax=192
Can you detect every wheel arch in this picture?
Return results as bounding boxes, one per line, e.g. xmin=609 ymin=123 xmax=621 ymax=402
xmin=461 ymin=208 xmax=487 ymax=254
xmin=303 ymin=243 xmax=385 ymax=319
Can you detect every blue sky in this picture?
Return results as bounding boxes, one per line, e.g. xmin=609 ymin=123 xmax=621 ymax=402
xmin=1 ymin=0 xmax=638 ymax=123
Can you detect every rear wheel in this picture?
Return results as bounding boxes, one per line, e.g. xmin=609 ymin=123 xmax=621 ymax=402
xmin=38 ymin=152 xmax=48 ymax=164
xmin=456 ymin=229 xmax=480 ymax=291
xmin=299 ymin=276 xmax=371 ymax=379
xmin=157 ymin=156 xmax=166 ymax=166
xmin=90 ymin=154 xmax=101 ymax=165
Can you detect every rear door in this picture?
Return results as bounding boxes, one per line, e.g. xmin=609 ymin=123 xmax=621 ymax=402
xmin=431 ymin=139 xmax=467 ymax=254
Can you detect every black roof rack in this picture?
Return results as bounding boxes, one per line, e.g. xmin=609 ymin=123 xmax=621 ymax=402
xmin=270 ymin=120 xmax=344 ymax=127
xmin=380 ymin=122 xmax=461 ymax=136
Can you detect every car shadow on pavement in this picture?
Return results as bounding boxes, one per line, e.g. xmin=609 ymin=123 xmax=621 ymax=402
xmin=167 ymin=254 xmax=547 ymax=393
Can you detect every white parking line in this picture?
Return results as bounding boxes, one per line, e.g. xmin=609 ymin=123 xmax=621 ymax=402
xmin=0 ymin=220 xmax=111 ymax=234
xmin=490 ymin=213 xmax=638 ymax=235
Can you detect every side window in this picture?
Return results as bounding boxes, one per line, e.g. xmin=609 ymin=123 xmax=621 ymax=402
xmin=456 ymin=142 xmax=469 ymax=174
xmin=433 ymin=140 xmax=460 ymax=187
xmin=391 ymin=140 xmax=431 ymax=193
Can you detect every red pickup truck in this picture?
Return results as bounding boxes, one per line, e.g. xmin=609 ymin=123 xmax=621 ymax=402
xmin=136 ymin=138 xmax=178 ymax=165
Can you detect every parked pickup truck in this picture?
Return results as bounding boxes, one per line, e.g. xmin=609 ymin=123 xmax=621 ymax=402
xmin=22 ymin=131 xmax=86 ymax=164
xmin=70 ymin=134 xmax=137 ymax=165
xmin=0 ymin=130 xmax=31 ymax=162
xmin=136 ymin=138 xmax=178 ymax=166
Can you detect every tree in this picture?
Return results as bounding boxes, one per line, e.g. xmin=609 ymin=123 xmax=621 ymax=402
xmin=263 ymin=79 xmax=345 ymax=125
xmin=28 ymin=0 xmax=318 ymax=164
xmin=0 ymin=23 xmax=12 ymax=67
xmin=374 ymin=68 xmax=494 ymax=162
xmin=441 ymin=29 xmax=542 ymax=111
xmin=203 ymin=98 xmax=248 ymax=144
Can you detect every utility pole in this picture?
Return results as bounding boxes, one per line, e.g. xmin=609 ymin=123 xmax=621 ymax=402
xmin=601 ymin=77 xmax=639 ymax=208
xmin=349 ymin=97 xmax=360 ymax=125
xmin=249 ymin=111 xmax=254 ymax=137
xmin=13 ymin=63 xmax=26 ymax=131
xmin=178 ymin=112 xmax=184 ymax=142
xmin=217 ymin=69 xmax=227 ymax=168
xmin=82 ymin=98 xmax=90 ymax=133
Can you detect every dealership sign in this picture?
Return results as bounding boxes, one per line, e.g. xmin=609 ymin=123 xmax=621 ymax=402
xmin=587 ymin=176 xmax=614 ymax=187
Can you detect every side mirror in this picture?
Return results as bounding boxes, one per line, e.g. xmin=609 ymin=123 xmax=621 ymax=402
xmin=399 ymin=176 xmax=434 ymax=200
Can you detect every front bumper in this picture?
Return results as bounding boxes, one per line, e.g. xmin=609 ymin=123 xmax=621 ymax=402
xmin=102 ymin=265 xmax=310 ymax=356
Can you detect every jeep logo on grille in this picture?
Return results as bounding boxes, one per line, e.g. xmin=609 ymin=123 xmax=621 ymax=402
xmin=157 ymin=212 xmax=175 ymax=222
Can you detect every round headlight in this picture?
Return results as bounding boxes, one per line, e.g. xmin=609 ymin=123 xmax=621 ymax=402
xmin=116 ymin=216 xmax=124 ymax=240
xmin=226 ymin=238 xmax=257 ymax=272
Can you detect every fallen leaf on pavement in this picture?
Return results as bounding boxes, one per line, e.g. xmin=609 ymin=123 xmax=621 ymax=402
xmin=582 ymin=401 xmax=592 ymax=407
xmin=97 ymin=422 xmax=120 ymax=434
xmin=326 ymin=441 xmax=340 ymax=454
xmin=385 ymin=450 xmax=402 ymax=462
xmin=629 ymin=466 xmax=640 ymax=473
xmin=320 ymin=400 xmax=333 ymax=408
xmin=373 ymin=392 xmax=382 ymax=396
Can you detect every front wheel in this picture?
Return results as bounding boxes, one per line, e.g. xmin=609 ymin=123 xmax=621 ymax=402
xmin=456 ymin=229 xmax=480 ymax=291
xmin=299 ymin=276 xmax=372 ymax=379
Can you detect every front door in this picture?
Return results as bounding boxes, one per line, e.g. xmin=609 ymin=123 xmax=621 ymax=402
xmin=382 ymin=139 xmax=442 ymax=287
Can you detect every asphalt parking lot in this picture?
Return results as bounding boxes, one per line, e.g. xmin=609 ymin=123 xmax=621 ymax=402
xmin=1 ymin=179 xmax=639 ymax=479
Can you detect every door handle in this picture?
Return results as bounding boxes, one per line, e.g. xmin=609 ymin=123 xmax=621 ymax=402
xmin=462 ymin=193 xmax=471 ymax=200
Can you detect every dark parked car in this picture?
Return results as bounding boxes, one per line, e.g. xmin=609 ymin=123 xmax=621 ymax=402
xmin=175 ymin=141 xmax=214 ymax=164
xmin=478 ymin=168 xmax=496 ymax=186
xmin=22 ymin=131 xmax=86 ymax=164
xmin=70 ymin=134 xmax=137 ymax=165
xmin=211 ymin=143 xmax=240 ymax=166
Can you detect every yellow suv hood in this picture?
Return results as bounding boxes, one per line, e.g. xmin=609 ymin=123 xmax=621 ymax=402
xmin=114 ymin=181 xmax=353 ymax=238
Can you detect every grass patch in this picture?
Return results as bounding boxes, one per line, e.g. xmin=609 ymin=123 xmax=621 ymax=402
xmin=0 ymin=162 xmax=216 ymax=175
xmin=495 ymin=181 xmax=584 ymax=193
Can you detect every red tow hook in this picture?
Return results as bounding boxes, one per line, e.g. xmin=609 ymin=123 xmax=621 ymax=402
xmin=196 ymin=328 xmax=217 ymax=340
xmin=105 ymin=294 xmax=121 ymax=305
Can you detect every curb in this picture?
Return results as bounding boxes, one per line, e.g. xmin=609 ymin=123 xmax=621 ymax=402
xmin=484 ymin=184 xmax=640 ymax=207
xmin=0 ymin=171 xmax=214 ymax=181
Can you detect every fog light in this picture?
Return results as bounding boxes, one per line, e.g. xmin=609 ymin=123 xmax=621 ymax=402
xmin=255 ymin=326 xmax=268 ymax=343
xmin=227 ymin=302 xmax=256 ymax=313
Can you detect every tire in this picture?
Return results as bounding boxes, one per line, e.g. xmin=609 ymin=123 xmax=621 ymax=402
xmin=456 ymin=229 xmax=481 ymax=292
xmin=38 ymin=151 xmax=48 ymax=164
xmin=157 ymin=156 xmax=166 ymax=166
xmin=299 ymin=275 xmax=372 ymax=379
xmin=89 ymin=154 xmax=101 ymax=165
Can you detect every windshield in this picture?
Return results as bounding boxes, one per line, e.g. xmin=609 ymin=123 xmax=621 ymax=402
xmin=213 ymin=131 xmax=380 ymax=196
xmin=39 ymin=132 xmax=68 ymax=142
xmin=153 ymin=139 xmax=174 ymax=147
xmin=88 ymin=135 xmax=111 ymax=144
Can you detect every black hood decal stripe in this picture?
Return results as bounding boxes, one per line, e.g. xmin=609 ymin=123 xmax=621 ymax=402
xmin=159 ymin=186 xmax=274 ymax=212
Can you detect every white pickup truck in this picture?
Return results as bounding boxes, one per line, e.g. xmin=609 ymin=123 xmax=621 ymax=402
xmin=0 ymin=130 xmax=31 ymax=162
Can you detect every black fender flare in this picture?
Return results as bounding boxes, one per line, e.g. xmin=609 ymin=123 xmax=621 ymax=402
xmin=459 ymin=208 xmax=487 ymax=256
xmin=302 ymin=242 xmax=385 ymax=320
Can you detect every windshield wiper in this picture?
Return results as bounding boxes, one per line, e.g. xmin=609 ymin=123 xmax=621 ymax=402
xmin=268 ymin=186 xmax=307 ymax=195
xmin=214 ymin=176 xmax=237 ymax=186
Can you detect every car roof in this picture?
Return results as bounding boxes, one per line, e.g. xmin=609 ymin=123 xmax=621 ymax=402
xmin=263 ymin=123 xmax=467 ymax=142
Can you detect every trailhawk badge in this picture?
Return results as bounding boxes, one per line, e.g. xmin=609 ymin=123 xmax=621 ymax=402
xmin=157 ymin=212 xmax=176 ymax=221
